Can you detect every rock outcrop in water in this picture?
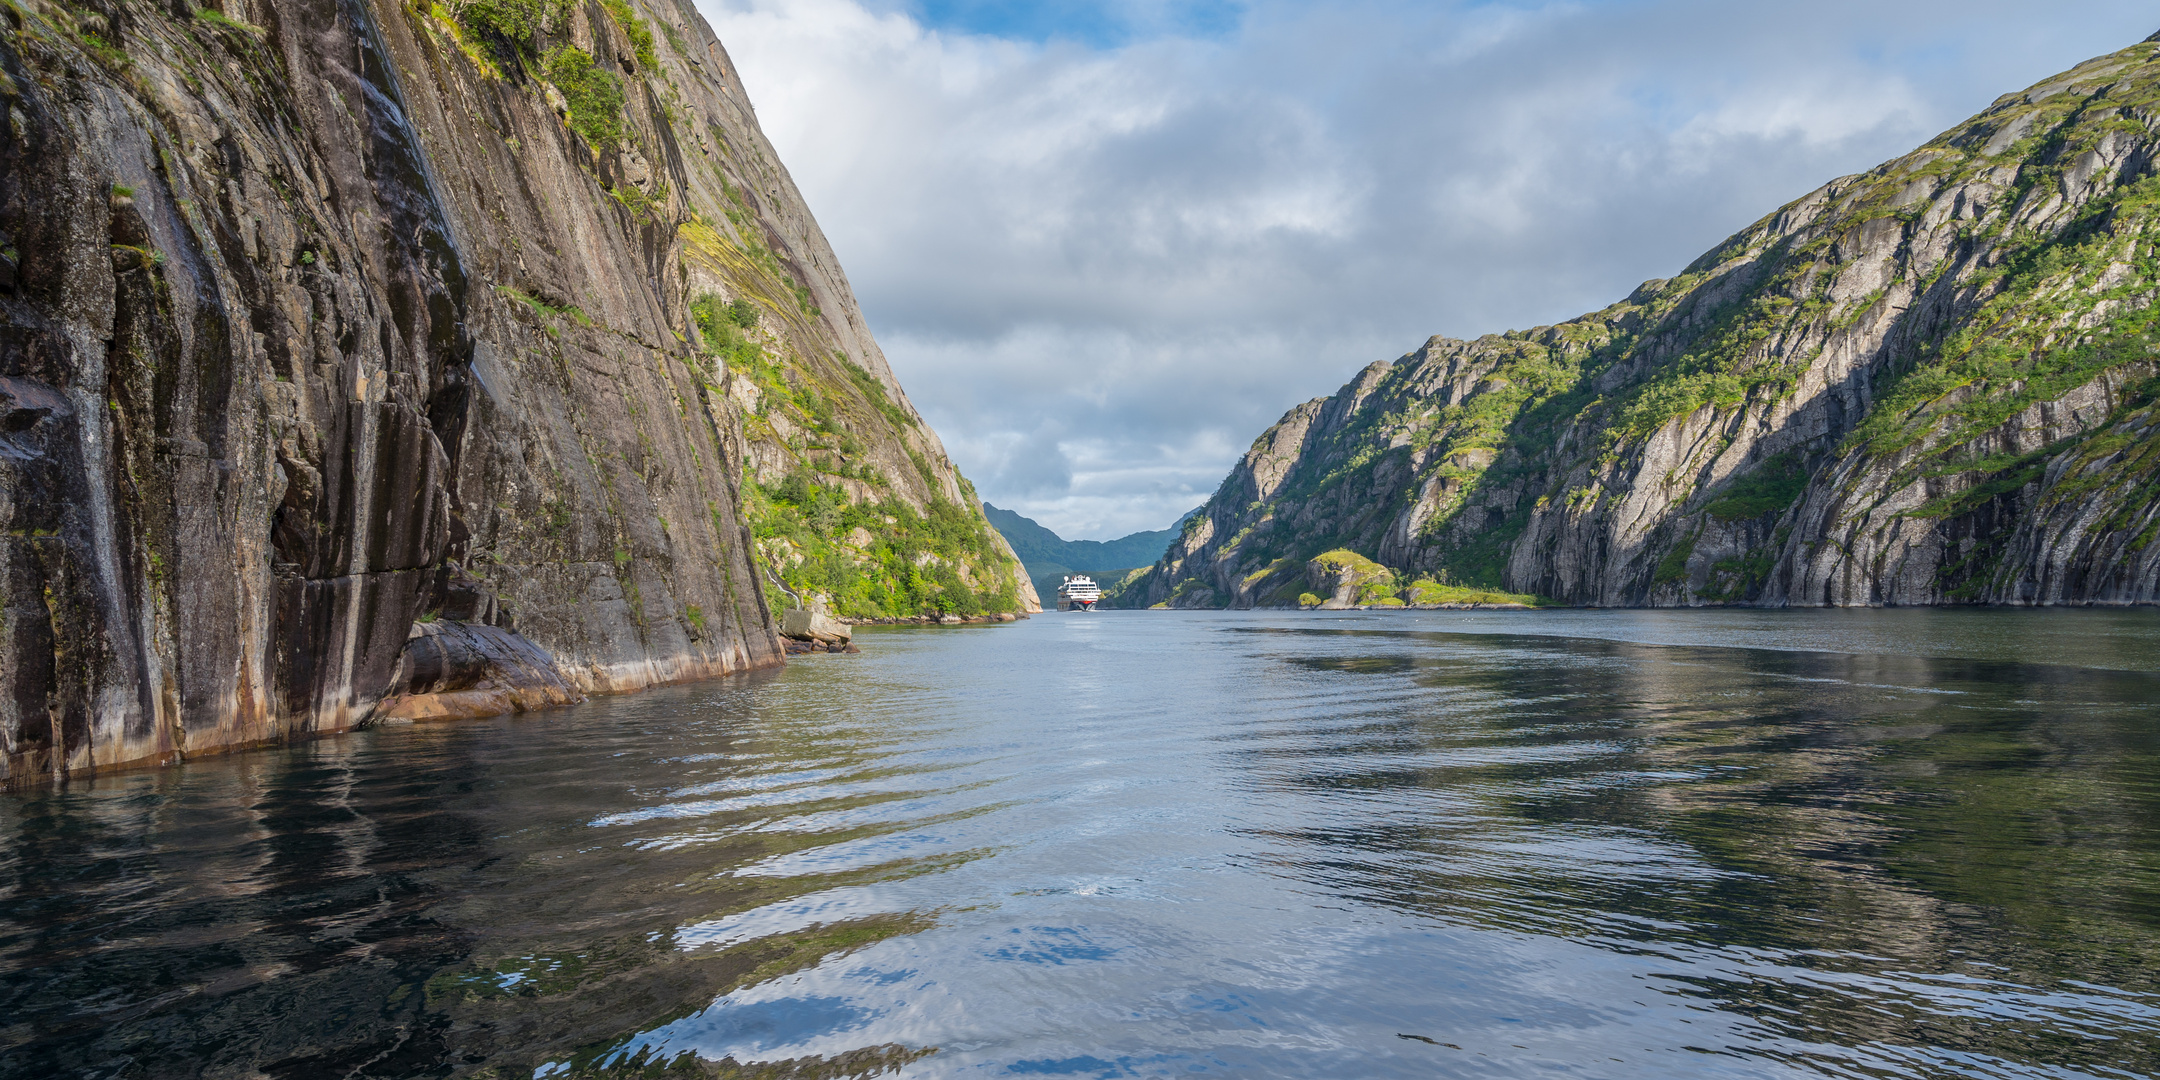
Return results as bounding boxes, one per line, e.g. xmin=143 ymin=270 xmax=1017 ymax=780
xmin=0 ymin=0 xmax=1026 ymax=783
xmin=1130 ymin=32 xmax=2160 ymax=610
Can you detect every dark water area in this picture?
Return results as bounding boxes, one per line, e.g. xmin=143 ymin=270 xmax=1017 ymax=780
xmin=5 ymin=610 xmax=2160 ymax=1079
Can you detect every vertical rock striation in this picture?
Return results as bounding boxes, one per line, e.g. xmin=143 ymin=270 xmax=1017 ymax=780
xmin=0 ymin=0 xmax=1015 ymax=783
xmin=1129 ymin=33 xmax=2160 ymax=611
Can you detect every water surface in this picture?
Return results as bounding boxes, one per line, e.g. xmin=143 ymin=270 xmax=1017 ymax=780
xmin=4 ymin=609 xmax=2158 ymax=1078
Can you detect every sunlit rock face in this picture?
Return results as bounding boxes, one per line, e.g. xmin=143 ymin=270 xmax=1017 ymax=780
xmin=0 ymin=0 xmax=1021 ymax=781
xmin=1129 ymin=32 xmax=2160 ymax=611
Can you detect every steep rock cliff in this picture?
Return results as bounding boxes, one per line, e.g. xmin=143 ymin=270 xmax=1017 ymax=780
xmin=0 ymin=0 xmax=1022 ymax=783
xmin=1131 ymin=33 xmax=2160 ymax=610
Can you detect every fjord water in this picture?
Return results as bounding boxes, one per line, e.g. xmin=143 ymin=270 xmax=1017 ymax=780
xmin=4 ymin=612 xmax=2159 ymax=1079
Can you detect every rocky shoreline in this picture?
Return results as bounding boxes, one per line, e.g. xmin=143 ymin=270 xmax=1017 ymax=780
xmin=774 ymin=610 xmax=1030 ymax=657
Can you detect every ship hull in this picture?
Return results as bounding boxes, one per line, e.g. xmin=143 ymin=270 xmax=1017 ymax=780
xmin=1056 ymin=575 xmax=1102 ymax=612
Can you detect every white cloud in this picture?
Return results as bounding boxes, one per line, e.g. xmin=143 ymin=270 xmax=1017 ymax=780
xmin=696 ymin=0 xmax=2157 ymax=538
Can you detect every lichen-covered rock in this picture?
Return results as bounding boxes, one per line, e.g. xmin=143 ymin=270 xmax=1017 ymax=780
xmin=0 ymin=0 xmax=1012 ymax=783
xmin=1128 ymin=32 xmax=2160 ymax=611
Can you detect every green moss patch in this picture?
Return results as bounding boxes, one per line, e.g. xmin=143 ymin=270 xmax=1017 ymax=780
xmin=542 ymin=45 xmax=627 ymax=153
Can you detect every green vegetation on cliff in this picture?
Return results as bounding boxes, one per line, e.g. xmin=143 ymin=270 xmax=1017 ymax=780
xmin=541 ymin=45 xmax=627 ymax=152
xmin=684 ymin=290 xmax=1029 ymax=616
xmin=597 ymin=0 xmax=657 ymax=70
xmin=1704 ymin=453 xmax=1809 ymax=523
xmin=1404 ymin=578 xmax=1546 ymax=607
xmin=451 ymin=0 xmax=566 ymax=45
xmin=747 ymin=473 xmax=1020 ymax=618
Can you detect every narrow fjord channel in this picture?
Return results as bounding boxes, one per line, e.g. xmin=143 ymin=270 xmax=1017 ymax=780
xmin=5 ymin=610 xmax=2159 ymax=1079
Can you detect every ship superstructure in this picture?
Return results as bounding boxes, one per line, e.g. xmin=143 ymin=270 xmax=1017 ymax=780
xmin=1058 ymin=575 xmax=1102 ymax=612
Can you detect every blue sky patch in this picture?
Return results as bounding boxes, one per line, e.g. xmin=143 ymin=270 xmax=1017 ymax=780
xmin=905 ymin=0 xmax=1243 ymax=47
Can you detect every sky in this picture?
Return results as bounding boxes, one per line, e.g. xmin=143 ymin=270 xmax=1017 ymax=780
xmin=691 ymin=0 xmax=2157 ymax=539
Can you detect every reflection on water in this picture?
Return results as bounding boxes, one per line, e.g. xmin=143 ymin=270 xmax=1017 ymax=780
xmin=3 ymin=609 xmax=2158 ymax=1078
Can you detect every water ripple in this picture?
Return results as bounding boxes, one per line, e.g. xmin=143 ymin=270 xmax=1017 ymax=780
xmin=4 ymin=609 xmax=2159 ymax=1078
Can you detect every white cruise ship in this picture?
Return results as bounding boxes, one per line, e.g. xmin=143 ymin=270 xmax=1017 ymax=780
xmin=1057 ymin=574 xmax=1102 ymax=612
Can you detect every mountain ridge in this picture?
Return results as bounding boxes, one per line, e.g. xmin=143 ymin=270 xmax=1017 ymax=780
xmin=1127 ymin=31 xmax=2160 ymax=610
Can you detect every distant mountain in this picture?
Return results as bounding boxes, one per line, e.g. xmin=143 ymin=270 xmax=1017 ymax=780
xmin=981 ymin=504 xmax=1193 ymax=600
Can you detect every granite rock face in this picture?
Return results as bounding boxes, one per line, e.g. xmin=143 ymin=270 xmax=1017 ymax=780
xmin=0 ymin=0 xmax=1005 ymax=782
xmin=1131 ymin=34 xmax=2160 ymax=610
